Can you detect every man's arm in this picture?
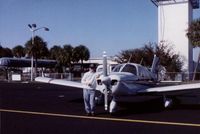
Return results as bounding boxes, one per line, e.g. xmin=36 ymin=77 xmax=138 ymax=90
xmin=81 ymin=73 xmax=90 ymax=86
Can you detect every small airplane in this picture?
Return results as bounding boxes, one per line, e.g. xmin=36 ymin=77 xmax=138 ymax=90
xmin=35 ymin=52 xmax=200 ymax=113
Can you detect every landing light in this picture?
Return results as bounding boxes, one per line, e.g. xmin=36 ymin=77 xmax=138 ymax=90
xmin=111 ymin=80 xmax=118 ymax=85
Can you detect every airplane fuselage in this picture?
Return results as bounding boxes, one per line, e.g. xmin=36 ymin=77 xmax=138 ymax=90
xmin=96 ymin=63 xmax=157 ymax=96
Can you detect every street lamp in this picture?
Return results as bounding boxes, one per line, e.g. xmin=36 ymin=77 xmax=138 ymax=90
xmin=28 ymin=24 xmax=49 ymax=81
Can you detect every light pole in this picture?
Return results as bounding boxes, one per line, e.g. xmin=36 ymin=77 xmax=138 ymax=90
xmin=28 ymin=24 xmax=49 ymax=81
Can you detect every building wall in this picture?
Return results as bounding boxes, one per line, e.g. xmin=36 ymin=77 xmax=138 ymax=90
xmin=158 ymin=0 xmax=193 ymax=73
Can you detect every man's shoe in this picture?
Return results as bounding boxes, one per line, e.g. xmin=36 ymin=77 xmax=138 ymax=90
xmin=91 ymin=112 xmax=95 ymax=116
xmin=86 ymin=113 xmax=91 ymax=116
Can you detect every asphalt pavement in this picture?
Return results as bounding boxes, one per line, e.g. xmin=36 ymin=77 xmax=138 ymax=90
xmin=0 ymin=82 xmax=200 ymax=134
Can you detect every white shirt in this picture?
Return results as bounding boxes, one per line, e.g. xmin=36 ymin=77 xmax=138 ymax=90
xmin=81 ymin=70 xmax=97 ymax=89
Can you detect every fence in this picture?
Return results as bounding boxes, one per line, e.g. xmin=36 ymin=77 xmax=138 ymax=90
xmin=0 ymin=71 xmax=200 ymax=82
xmin=158 ymin=72 xmax=200 ymax=81
xmin=0 ymin=72 xmax=83 ymax=82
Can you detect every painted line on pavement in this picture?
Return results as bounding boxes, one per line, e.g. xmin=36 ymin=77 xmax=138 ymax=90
xmin=0 ymin=108 xmax=200 ymax=127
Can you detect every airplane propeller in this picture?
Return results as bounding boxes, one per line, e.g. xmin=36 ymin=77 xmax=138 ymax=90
xmin=102 ymin=51 xmax=111 ymax=111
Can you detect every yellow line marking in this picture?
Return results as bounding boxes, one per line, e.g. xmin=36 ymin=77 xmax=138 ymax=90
xmin=1 ymin=109 xmax=200 ymax=127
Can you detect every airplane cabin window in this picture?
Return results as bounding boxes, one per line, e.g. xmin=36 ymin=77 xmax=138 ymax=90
xmin=121 ymin=64 xmax=137 ymax=75
xmin=138 ymin=66 xmax=152 ymax=80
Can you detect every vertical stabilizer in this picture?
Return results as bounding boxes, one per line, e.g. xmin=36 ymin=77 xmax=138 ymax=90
xmin=151 ymin=55 xmax=159 ymax=74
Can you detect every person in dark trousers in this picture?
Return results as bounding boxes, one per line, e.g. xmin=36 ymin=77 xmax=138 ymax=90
xmin=81 ymin=64 xmax=97 ymax=116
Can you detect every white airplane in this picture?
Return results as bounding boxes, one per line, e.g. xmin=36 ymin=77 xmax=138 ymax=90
xmin=35 ymin=53 xmax=200 ymax=113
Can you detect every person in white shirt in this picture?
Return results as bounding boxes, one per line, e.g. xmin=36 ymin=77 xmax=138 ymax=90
xmin=81 ymin=64 xmax=97 ymax=116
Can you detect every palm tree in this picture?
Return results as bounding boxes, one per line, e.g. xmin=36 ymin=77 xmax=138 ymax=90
xmin=25 ymin=36 xmax=49 ymax=59
xmin=72 ymin=46 xmax=81 ymax=63
xmin=50 ymin=45 xmax=64 ymax=73
xmin=25 ymin=36 xmax=49 ymax=76
xmin=0 ymin=45 xmax=4 ymax=58
xmin=0 ymin=45 xmax=13 ymax=58
xmin=186 ymin=18 xmax=200 ymax=80
xmin=73 ymin=45 xmax=90 ymax=71
xmin=12 ymin=45 xmax=25 ymax=58
xmin=63 ymin=44 xmax=74 ymax=72
xmin=50 ymin=45 xmax=62 ymax=60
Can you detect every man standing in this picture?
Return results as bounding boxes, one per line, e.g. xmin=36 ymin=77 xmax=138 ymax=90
xmin=81 ymin=64 xmax=97 ymax=116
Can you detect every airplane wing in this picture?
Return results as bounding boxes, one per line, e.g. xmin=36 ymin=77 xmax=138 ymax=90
xmin=35 ymin=77 xmax=93 ymax=89
xmin=138 ymin=82 xmax=200 ymax=95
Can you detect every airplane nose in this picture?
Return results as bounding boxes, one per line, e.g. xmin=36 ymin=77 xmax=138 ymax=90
xmin=101 ymin=76 xmax=111 ymax=86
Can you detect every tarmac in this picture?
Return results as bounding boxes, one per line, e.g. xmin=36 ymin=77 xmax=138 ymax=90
xmin=0 ymin=82 xmax=200 ymax=134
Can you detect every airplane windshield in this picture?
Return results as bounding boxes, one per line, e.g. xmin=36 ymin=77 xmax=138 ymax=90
xmin=112 ymin=64 xmax=123 ymax=72
xmin=121 ymin=64 xmax=137 ymax=75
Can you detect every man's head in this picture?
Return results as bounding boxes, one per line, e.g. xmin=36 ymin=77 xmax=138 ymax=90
xmin=89 ymin=64 xmax=96 ymax=72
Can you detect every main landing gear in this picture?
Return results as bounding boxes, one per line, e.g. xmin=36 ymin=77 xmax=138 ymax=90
xmin=163 ymin=95 xmax=173 ymax=108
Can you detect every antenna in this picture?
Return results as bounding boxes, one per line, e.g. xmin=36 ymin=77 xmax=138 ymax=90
xmin=128 ymin=54 xmax=132 ymax=63
xmin=140 ymin=58 xmax=143 ymax=65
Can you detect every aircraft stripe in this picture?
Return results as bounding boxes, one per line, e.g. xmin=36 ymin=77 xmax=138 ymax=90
xmin=0 ymin=108 xmax=200 ymax=127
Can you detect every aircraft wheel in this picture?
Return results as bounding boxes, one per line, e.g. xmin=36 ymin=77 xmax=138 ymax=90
xmin=163 ymin=97 xmax=173 ymax=108
xmin=109 ymin=98 xmax=117 ymax=113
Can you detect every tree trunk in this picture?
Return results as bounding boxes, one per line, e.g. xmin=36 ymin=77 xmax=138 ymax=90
xmin=81 ymin=60 xmax=83 ymax=72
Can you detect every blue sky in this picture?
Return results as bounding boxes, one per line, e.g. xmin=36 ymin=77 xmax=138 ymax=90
xmin=0 ymin=0 xmax=200 ymax=58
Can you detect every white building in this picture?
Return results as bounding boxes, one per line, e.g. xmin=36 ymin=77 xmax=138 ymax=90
xmin=152 ymin=0 xmax=199 ymax=75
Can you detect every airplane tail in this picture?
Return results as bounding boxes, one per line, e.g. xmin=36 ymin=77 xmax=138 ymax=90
xmin=151 ymin=55 xmax=159 ymax=74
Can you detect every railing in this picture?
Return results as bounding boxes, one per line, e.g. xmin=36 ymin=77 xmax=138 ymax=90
xmin=0 ymin=72 xmax=83 ymax=82
xmin=158 ymin=72 xmax=198 ymax=81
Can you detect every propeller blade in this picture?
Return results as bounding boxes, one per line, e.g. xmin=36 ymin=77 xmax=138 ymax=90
xmin=103 ymin=51 xmax=108 ymax=111
xmin=104 ymin=88 xmax=108 ymax=111
xmin=103 ymin=51 xmax=108 ymax=76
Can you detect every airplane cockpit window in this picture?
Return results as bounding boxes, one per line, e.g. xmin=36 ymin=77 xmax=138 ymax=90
xmin=112 ymin=64 xmax=123 ymax=72
xmin=138 ymin=66 xmax=152 ymax=80
xmin=121 ymin=64 xmax=137 ymax=75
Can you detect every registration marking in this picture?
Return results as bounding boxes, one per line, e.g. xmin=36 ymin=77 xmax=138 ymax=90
xmin=1 ymin=108 xmax=200 ymax=127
